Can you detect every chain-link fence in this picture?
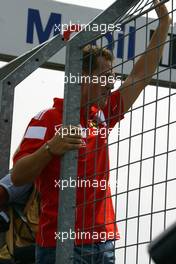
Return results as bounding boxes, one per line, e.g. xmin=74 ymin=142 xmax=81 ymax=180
xmin=56 ymin=0 xmax=175 ymax=263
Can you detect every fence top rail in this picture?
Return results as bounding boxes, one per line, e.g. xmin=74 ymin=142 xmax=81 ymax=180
xmin=68 ymin=0 xmax=142 ymax=46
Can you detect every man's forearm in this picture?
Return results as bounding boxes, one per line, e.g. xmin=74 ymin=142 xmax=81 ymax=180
xmin=120 ymin=15 xmax=170 ymax=111
xmin=132 ymin=16 xmax=171 ymax=84
xmin=12 ymin=144 xmax=52 ymax=186
xmin=12 ymin=125 xmax=83 ymax=186
xmin=119 ymin=2 xmax=171 ymax=113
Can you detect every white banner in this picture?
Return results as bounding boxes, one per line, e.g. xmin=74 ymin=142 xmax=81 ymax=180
xmin=0 ymin=0 xmax=175 ymax=83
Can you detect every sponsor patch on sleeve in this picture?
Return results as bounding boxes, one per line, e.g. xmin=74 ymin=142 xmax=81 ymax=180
xmin=24 ymin=126 xmax=47 ymax=140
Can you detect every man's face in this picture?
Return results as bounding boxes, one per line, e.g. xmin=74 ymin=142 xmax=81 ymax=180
xmin=81 ymin=56 xmax=114 ymax=109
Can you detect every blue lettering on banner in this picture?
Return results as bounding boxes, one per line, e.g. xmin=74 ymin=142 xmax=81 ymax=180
xmin=26 ymin=8 xmax=61 ymax=44
xmin=94 ymin=25 xmax=136 ymax=61
xmin=117 ymin=25 xmax=136 ymax=60
xmin=26 ymin=9 xmax=136 ymax=60
xmin=26 ymin=10 xmax=175 ymax=70
xmin=128 ymin=26 xmax=136 ymax=60
xmin=91 ymin=25 xmax=136 ymax=61
xmin=150 ymin=30 xmax=176 ymax=69
xmin=117 ymin=24 xmax=125 ymax=59
xmin=104 ymin=32 xmax=114 ymax=51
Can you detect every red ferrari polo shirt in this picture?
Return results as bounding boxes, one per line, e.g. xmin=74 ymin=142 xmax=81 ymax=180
xmin=13 ymin=89 xmax=124 ymax=247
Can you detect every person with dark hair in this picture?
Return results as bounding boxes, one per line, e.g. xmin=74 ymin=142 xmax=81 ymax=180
xmin=11 ymin=1 xmax=171 ymax=263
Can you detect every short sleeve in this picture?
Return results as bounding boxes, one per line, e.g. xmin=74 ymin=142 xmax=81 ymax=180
xmin=13 ymin=110 xmax=53 ymax=165
xmin=104 ymin=89 xmax=124 ymax=128
xmin=0 ymin=173 xmax=32 ymax=204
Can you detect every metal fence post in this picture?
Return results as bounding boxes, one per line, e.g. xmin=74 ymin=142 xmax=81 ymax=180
xmin=55 ymin=41 xmax=83 ymax=264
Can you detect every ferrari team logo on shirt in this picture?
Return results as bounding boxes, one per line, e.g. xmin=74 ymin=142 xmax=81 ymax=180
xmin=88 ymin=120 xmax=98 ymax=129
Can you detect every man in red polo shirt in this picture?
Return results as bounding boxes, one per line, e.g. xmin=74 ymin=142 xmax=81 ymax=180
xmin=12 ymin=66 xmax=124 ymax=264
xmin=12 ymin=1 xmax=171 ymax=263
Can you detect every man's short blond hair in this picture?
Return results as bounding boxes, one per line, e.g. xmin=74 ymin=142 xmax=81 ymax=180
xmin=82 ymin=45 xmax=114 ymax=73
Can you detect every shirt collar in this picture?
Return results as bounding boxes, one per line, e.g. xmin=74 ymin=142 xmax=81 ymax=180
xmin=53 ymin=98 xmax=100 ymax=124
xmin=53 ymin=98 xmax=64 ymax=111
